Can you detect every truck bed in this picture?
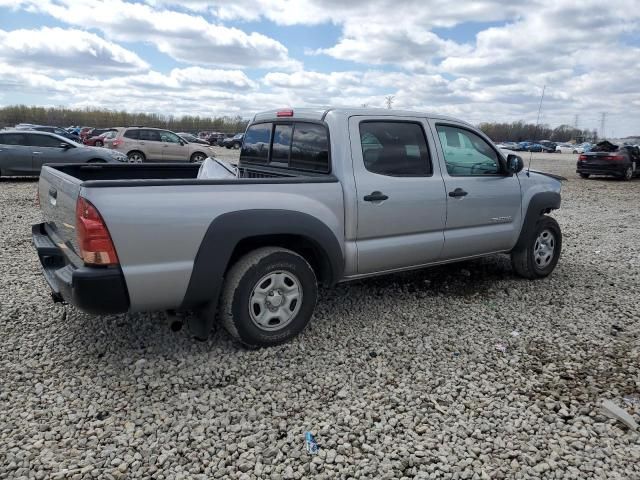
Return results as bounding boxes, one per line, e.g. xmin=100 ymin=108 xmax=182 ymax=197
xmin=36 ymin=162 xmax=344 ymax=312
xmin=50 ymin=162 xmax=334 ymax=186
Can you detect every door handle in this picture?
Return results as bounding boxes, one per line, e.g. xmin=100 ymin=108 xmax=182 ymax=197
xmin=448 ymin=188 xmax=468 ymax=198
xmin=363 ymin=191 xmax=389 ymax=202
xmin=33 ymin=151 xmax=42 ymax=155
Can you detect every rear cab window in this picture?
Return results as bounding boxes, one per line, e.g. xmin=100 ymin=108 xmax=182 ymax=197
xmin=240 ymin=121 xmax=330 ymax=173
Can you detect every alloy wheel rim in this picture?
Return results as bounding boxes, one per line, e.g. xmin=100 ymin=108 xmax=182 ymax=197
xmin=249 ymin=271 xmax=302 ymax=331
xmin=533 ymin=229 xmax=555 ymax=269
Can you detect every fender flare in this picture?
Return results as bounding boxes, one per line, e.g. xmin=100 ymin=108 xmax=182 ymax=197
xmin=513 ymin=191 xmax=561 ymax=252
xmin=180 ymin=209 xmax=344 ymax=311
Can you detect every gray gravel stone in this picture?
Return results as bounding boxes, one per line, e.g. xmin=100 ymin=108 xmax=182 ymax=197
xmin=1 ymin=155 xmax=639 ymax=479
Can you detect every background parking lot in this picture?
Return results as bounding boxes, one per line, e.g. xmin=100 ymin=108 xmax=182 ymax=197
xmin=1 ymin=153 xmax=638 ymax=479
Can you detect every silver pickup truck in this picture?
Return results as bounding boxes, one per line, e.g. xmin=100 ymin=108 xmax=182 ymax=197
xmin=33 ymin=108 xmax=562 ymax=347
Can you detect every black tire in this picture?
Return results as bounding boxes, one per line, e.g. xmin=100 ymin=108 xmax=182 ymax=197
xmin=218 ymin=247 xmax=318 ymax=347
xmin=190 ymin=152 xmax=206 ymax=163
xmin=95 ymin=140 xmax=103 ymax=147
xmin=622 ymin=166 xmax=633 ymax=181
xmin=127 ymin=151 xmax=145 ymax=163
xmin=233 ymin=142 xmax=241 ymax=150
xmin=511 ymin=216 xmax=562 ymax=279
xmin=579 ymin=173 xmax=590 ymax=179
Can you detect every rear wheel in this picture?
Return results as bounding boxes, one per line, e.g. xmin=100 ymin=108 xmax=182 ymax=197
xmin=218 ymin=247 xmax=318 ymax=347
xmin=511 ymin=216 xmax=562 ymax=279
xmin=127 ymin=151 xmax=145 ymax=163
xmin=233 ymin=142 xmax=241 ymax=150
xmin=579 ymin=173 xmax=590 ymax=179
xmin=95 ymin=140 xmax=103 ymax=147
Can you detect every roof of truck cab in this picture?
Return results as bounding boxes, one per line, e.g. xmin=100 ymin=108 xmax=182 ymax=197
xmin=252 ymin=107 xmax=473 ymax=126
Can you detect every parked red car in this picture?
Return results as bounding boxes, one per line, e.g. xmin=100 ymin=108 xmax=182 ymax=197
xmin=84 ymin=130 xmax=117 ymax=147
xmin=79 ymin=127 xmax=94 ymax=141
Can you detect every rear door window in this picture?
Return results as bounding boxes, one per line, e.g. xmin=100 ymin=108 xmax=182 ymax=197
xmin=290 ymin=123 xmax=330 ymax=172
xmin=139 ymin=129 xmax=161 ymax=142
xmin=124 ymin=129 xmax=140 ymax=140
xmin=0 ymin=133 xmax=28 ymax=146
xmin=241 ymin=123 xmax=272 ymax=164
xmin=358 ymin=121 xmax=431 ymax=176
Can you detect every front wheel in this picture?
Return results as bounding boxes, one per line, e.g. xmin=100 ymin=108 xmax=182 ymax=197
xmin=232 ymin=142 xmax=241 ymax=149
xmin=511 ymin=216 xmax=562 ymax=279
xmin=190 ymin=152 xmax=206 ymax=163
xmin=218 ymin=247 xmax=318 ymax=347
xmin=622 ymin=166 xmax=633 ymax=181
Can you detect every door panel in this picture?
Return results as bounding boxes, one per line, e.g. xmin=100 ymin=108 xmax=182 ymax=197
xmin=430 ymin=122 xmax=522 ymax=259
xmin=0 ymin=133 xmax=33 ymax=174
xmin=27 ymin=134 xmax=68 ymax=173
xmin=349 ymin=117 xmax=447 ymax=274
xmin=138 ymin=130 xmax=164 ymax=160
xmin=159 ymin=131 xmax=188 ymax=161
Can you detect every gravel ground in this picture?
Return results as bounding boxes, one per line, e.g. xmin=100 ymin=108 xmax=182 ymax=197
xmin=1 ymin=153 xmax=639 ymax=479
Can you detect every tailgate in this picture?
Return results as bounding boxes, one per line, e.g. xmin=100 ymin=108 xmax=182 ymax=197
xmin=38 ymin=166 xmax=83 ymax=256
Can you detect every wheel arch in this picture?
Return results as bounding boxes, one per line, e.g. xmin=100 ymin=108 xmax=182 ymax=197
xmin=512 ymin=191 xmax=561 ymax=252
xmin=180 ymin=210 xmax=344 ymax=312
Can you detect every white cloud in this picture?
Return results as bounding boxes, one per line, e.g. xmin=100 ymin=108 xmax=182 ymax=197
xmin=2 ymin=0 xmax=640 ymax=136
xmin=7 ymin=0 xmax=299 ymax=70
xmin=0 ymin=27 xmax=148 ymax=74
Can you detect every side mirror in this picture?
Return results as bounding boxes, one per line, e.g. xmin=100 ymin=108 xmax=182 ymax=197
xmin=60 ymin=142 xmax=71 ymax=149
xmin=506 ymin=154 xmax=524 ymax=174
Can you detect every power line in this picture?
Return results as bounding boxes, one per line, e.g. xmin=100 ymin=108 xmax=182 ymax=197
xmin=385 ymin=95 xmax=395 ymax=109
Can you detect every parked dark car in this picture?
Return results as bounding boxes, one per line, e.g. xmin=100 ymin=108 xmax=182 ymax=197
xmin=17 ymin=125 xmax=81 ymax=143
xmin=577 ymin=141 xmax=639 ymax=180
xmin=223 ymin=133 xmax=244 ymax=149
xmin=207 ymin=132 xmax=226 ymax=146
xmin=0 ymin=130 xmax=128 ymax=177
xmin=538 ymin=140 xmax=557 ymax=153
xmin=177 ymin=132 xmax=210 ymax=146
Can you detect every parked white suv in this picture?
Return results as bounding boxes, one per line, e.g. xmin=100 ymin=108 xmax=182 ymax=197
xmin=108 ymin=126 xmax=215 ymax=162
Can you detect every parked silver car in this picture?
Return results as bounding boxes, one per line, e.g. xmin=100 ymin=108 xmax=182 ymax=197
xmin=0 ymin=130 xmax=127 ymax=177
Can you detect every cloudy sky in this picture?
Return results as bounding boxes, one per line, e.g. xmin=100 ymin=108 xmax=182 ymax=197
xmin=1 ymin=0 xmax=639 ymax=136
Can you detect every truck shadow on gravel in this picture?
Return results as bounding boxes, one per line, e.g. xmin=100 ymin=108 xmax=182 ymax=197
xmin=60 ymin=255 xmax=519 ymax=359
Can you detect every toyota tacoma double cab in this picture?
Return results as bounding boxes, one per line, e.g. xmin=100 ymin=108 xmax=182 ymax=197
xmin=32 ymin=108 xmax=563 ymax=347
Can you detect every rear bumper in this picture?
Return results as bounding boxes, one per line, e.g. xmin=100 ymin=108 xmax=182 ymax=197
xmin=32 ymin=223 xmax=130 ymax=314
xmin=576 ymin=162 xmax=627 ymax=176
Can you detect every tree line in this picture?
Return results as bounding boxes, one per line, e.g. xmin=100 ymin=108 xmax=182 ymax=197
xmin=478 ymin=121 xmax=598 ymax=143
xmin=1 ymin=105 xmax=600 ymax=141
xmin=0 ymin=105 xmax=249 ymax=134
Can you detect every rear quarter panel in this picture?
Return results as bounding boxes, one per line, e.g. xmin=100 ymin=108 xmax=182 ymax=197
xmin=82 ymin=182 xmax=345 ymax=311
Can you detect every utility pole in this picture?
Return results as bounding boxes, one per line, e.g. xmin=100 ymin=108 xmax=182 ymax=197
xmin=600 ymin=112 xmax=607 ymax=140
xmin=385 ymin=95 xmax=395 ymax=109
xmin=573 ymin=114 xmax=579 ymax=128
xmin=361 ymin=103 xmax=368 ymax=108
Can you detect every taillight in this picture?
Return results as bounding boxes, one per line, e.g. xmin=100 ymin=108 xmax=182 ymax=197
xmin=75 ymin=197 xmax=119 ymax=266
xmin=578 ymin=155 xmax=587 ymax=161
xmin=606 ymin=155 xmax=624 ymax=161
xmin=112 ymin=139 xmax=122 ymax=147
xmin=277 ymin=109 xmax=294 ymax=117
